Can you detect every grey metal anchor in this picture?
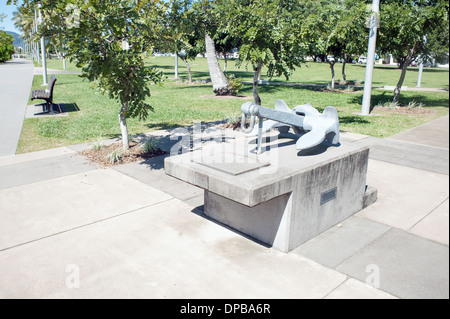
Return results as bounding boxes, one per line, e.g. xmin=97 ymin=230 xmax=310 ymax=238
xmin=241 ymin=99 xmax=340 ymax=153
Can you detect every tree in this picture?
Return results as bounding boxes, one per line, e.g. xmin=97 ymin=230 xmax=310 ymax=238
xmin=22 ymin=0 xmax=165 ymax=150
xmin=197 ymin=0 xmax=232 ymax=95
xmin=213 ymin=31 xmax=241 ymax=72
xmin=330 ymin=0 xmax=368 ymax=82
xmin=0 ymin=30 xmax=14 ymax=62
xmin=377 ymin=0 xmax=449 ymax=102
xmin=160 ymin=0 xmax=204 ymax=83
xmin=213 ymin=0 xmax=304 ymax=105
xmin=301 ymin=0 xmax=368 ymax=89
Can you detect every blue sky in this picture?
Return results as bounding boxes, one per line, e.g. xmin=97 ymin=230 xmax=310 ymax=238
xmin=0 ymin=0 xmax=23 ymax=34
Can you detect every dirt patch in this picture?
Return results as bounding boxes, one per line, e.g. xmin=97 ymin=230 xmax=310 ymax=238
xmin=220 ymin=122 xmax=242 ymax=130
xmin=322 ymin=87 xmax=362 ymax=94
xmin=80 ymin=141 xmax=167 ymax=168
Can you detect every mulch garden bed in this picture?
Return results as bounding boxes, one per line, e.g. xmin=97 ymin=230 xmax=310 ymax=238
xmin=372 ymin=107 xmax=436 ymax=115
xmin=81 ymin=141 xmax=167 ymax=168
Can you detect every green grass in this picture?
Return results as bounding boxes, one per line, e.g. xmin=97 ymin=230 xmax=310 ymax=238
xmin=145 ymin=56 xmax=449 ymax=89
xmin=33 ymin=58 xmax=81 ymax=73
xmin=18 ymin=57 xmax=449 ymax=154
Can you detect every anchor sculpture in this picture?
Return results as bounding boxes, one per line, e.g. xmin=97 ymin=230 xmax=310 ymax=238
xmin=241 ymin=99 xmax=340 ymax=153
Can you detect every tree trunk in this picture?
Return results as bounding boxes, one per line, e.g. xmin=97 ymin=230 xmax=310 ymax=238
xmin=205 ymin=32 xmax=231 ymax=95
xmin=223 ymin=54 xmax=228 ymax=72
xmin=393 ymin=59 xmax=410 ymax=103
xmin=329 ymin=61 xmax=336 ymax=90
xmin=253 ymin=60 xmax=263 ymax=106
xmin=342 ymin=54 xmax=347 ymax=82
xmin=180 ymin=55 xmax=192 ymax=83
xmin=119 ymin=102 xmax=130 ymax=150
xmin=393 ymin=42 xmax=419 ymax=103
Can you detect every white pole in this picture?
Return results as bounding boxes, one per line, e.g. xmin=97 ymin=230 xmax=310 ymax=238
xmin=175 ymin=53 xmax=179 ymax=79
xmin=416 ymin=36 xmax=426 ymax=88
xmin=416 ymin=62 xmax=424 ymax=88
xmin=38 ymin=4 xmax=48 ymax=86
xmin=34 ymin=9 xmax=39 ymax=62
xmin=361 ymin=0 xmax=380 ymax=115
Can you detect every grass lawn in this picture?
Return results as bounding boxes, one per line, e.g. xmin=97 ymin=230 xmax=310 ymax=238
xmin=19 ymin=57 xmax=449 ymax=154
xmin=144 ymin=56 xmax=449 ymax=90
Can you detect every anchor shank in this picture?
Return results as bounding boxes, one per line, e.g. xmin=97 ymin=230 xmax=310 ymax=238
xmin=257 ymin=106 xmax=304 ymax=129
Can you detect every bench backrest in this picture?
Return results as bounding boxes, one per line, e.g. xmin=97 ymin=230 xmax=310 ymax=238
xmin=47 ymin=75 xmax=57 ymax=100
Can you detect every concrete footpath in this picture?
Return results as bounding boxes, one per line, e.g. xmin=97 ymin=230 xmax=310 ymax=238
xmin=0 ymin=59 xmax=34 ymax=157
xmin=0 ymin=116 xmax=448 ymax=299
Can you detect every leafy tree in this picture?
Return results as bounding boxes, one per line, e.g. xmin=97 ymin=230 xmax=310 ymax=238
xmin=213 ymin=0 xmax=304 ymax=105
xmin=330 ymin=0 xmax=368 ymax=82
xmin=426 ymin=18 xmax=449 ymax=65
xmin=160 ymin=0 xmax=204 ymax=82
xmin=0 ymin=30 xmax=14 ymax=62
xmin=213 ymin=31 xmax=241 ymax=72
xmin=377 ymin=0 xmax=449 ymax=102
xmin=17 ymin=0 xmax=165 ymax=150
xmin=301 ymin=0 xmax=368 ymax=89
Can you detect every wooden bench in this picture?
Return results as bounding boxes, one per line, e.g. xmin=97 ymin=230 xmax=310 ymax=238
xmin=31 ymin=75 xmax=61 ymax=114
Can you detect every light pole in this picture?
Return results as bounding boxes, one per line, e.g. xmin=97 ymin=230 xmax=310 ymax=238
xmin=361 ymin=0 xmax=380 ymax=115
xmin=175 ymin=53 xmax=179 ymax=79
xmin=416 ymin=36 xmax=427 ymax=88
xmin=38 ymin=4 xmax=48 ymax=86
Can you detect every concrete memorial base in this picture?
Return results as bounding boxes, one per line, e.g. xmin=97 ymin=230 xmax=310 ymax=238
xmin=165 ymin=135 xmax=376 ymax=252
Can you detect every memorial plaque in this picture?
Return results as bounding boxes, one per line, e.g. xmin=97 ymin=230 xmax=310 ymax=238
xmin=321 ymin=187 xmax=338 ymax=205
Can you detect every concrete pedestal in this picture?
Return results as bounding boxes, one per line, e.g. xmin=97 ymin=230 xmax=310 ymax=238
xmin=165 ymin=135 xmax=376 ymax=252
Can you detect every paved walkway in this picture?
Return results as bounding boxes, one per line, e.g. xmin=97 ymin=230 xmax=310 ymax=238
xmin=0 ymin=120 xmax=448 ymax=299
xmin=389 ymin=115 xmax=449 ymax=149
xmin=0 ymin=59 xmax=34 ymax=157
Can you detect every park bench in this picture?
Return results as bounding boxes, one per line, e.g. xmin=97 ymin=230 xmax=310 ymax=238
xmin=31 ymin=74 xmax=61 ymax=114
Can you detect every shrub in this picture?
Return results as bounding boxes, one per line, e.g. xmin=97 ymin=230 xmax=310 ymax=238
xmin=227 ymin=74 xmax=242 ymax=96
xmin=0 ymin=31 xmax=14 ymax=63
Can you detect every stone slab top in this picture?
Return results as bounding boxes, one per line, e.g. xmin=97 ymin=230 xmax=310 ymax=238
xmin=165 ymin=137 xmax=369 ymax=207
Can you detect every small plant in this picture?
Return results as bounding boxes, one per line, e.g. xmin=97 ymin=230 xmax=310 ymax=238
xmin=345 ymin=85 xmax=355 ymax=93
xmin=375 ymin=100 xmax=400 ymax=110
xmin=387 ymin=101 xmax=400 ymax=110
xmin=227 ymin=112 xmax=241 ymax=125
xmin=222 ymin=112 xmax=242 ymax=129
xmin=227 ymin=74 xmax=242 ymax=96
xmin=141 ymin=139 xmax=158 ymax=153
xmin=407 ymin=100 xmax=424 ymax=109
xmin=91 ymin=142 xmax=105 ymax=151
xmin=107 ymin=148 xmax=124 ymax=164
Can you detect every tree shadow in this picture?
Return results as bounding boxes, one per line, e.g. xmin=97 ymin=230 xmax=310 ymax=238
xmin=339 ymin=114 xmax=371 ymax=124
xmin=144 ymin=122 xmax=184 ymax=131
